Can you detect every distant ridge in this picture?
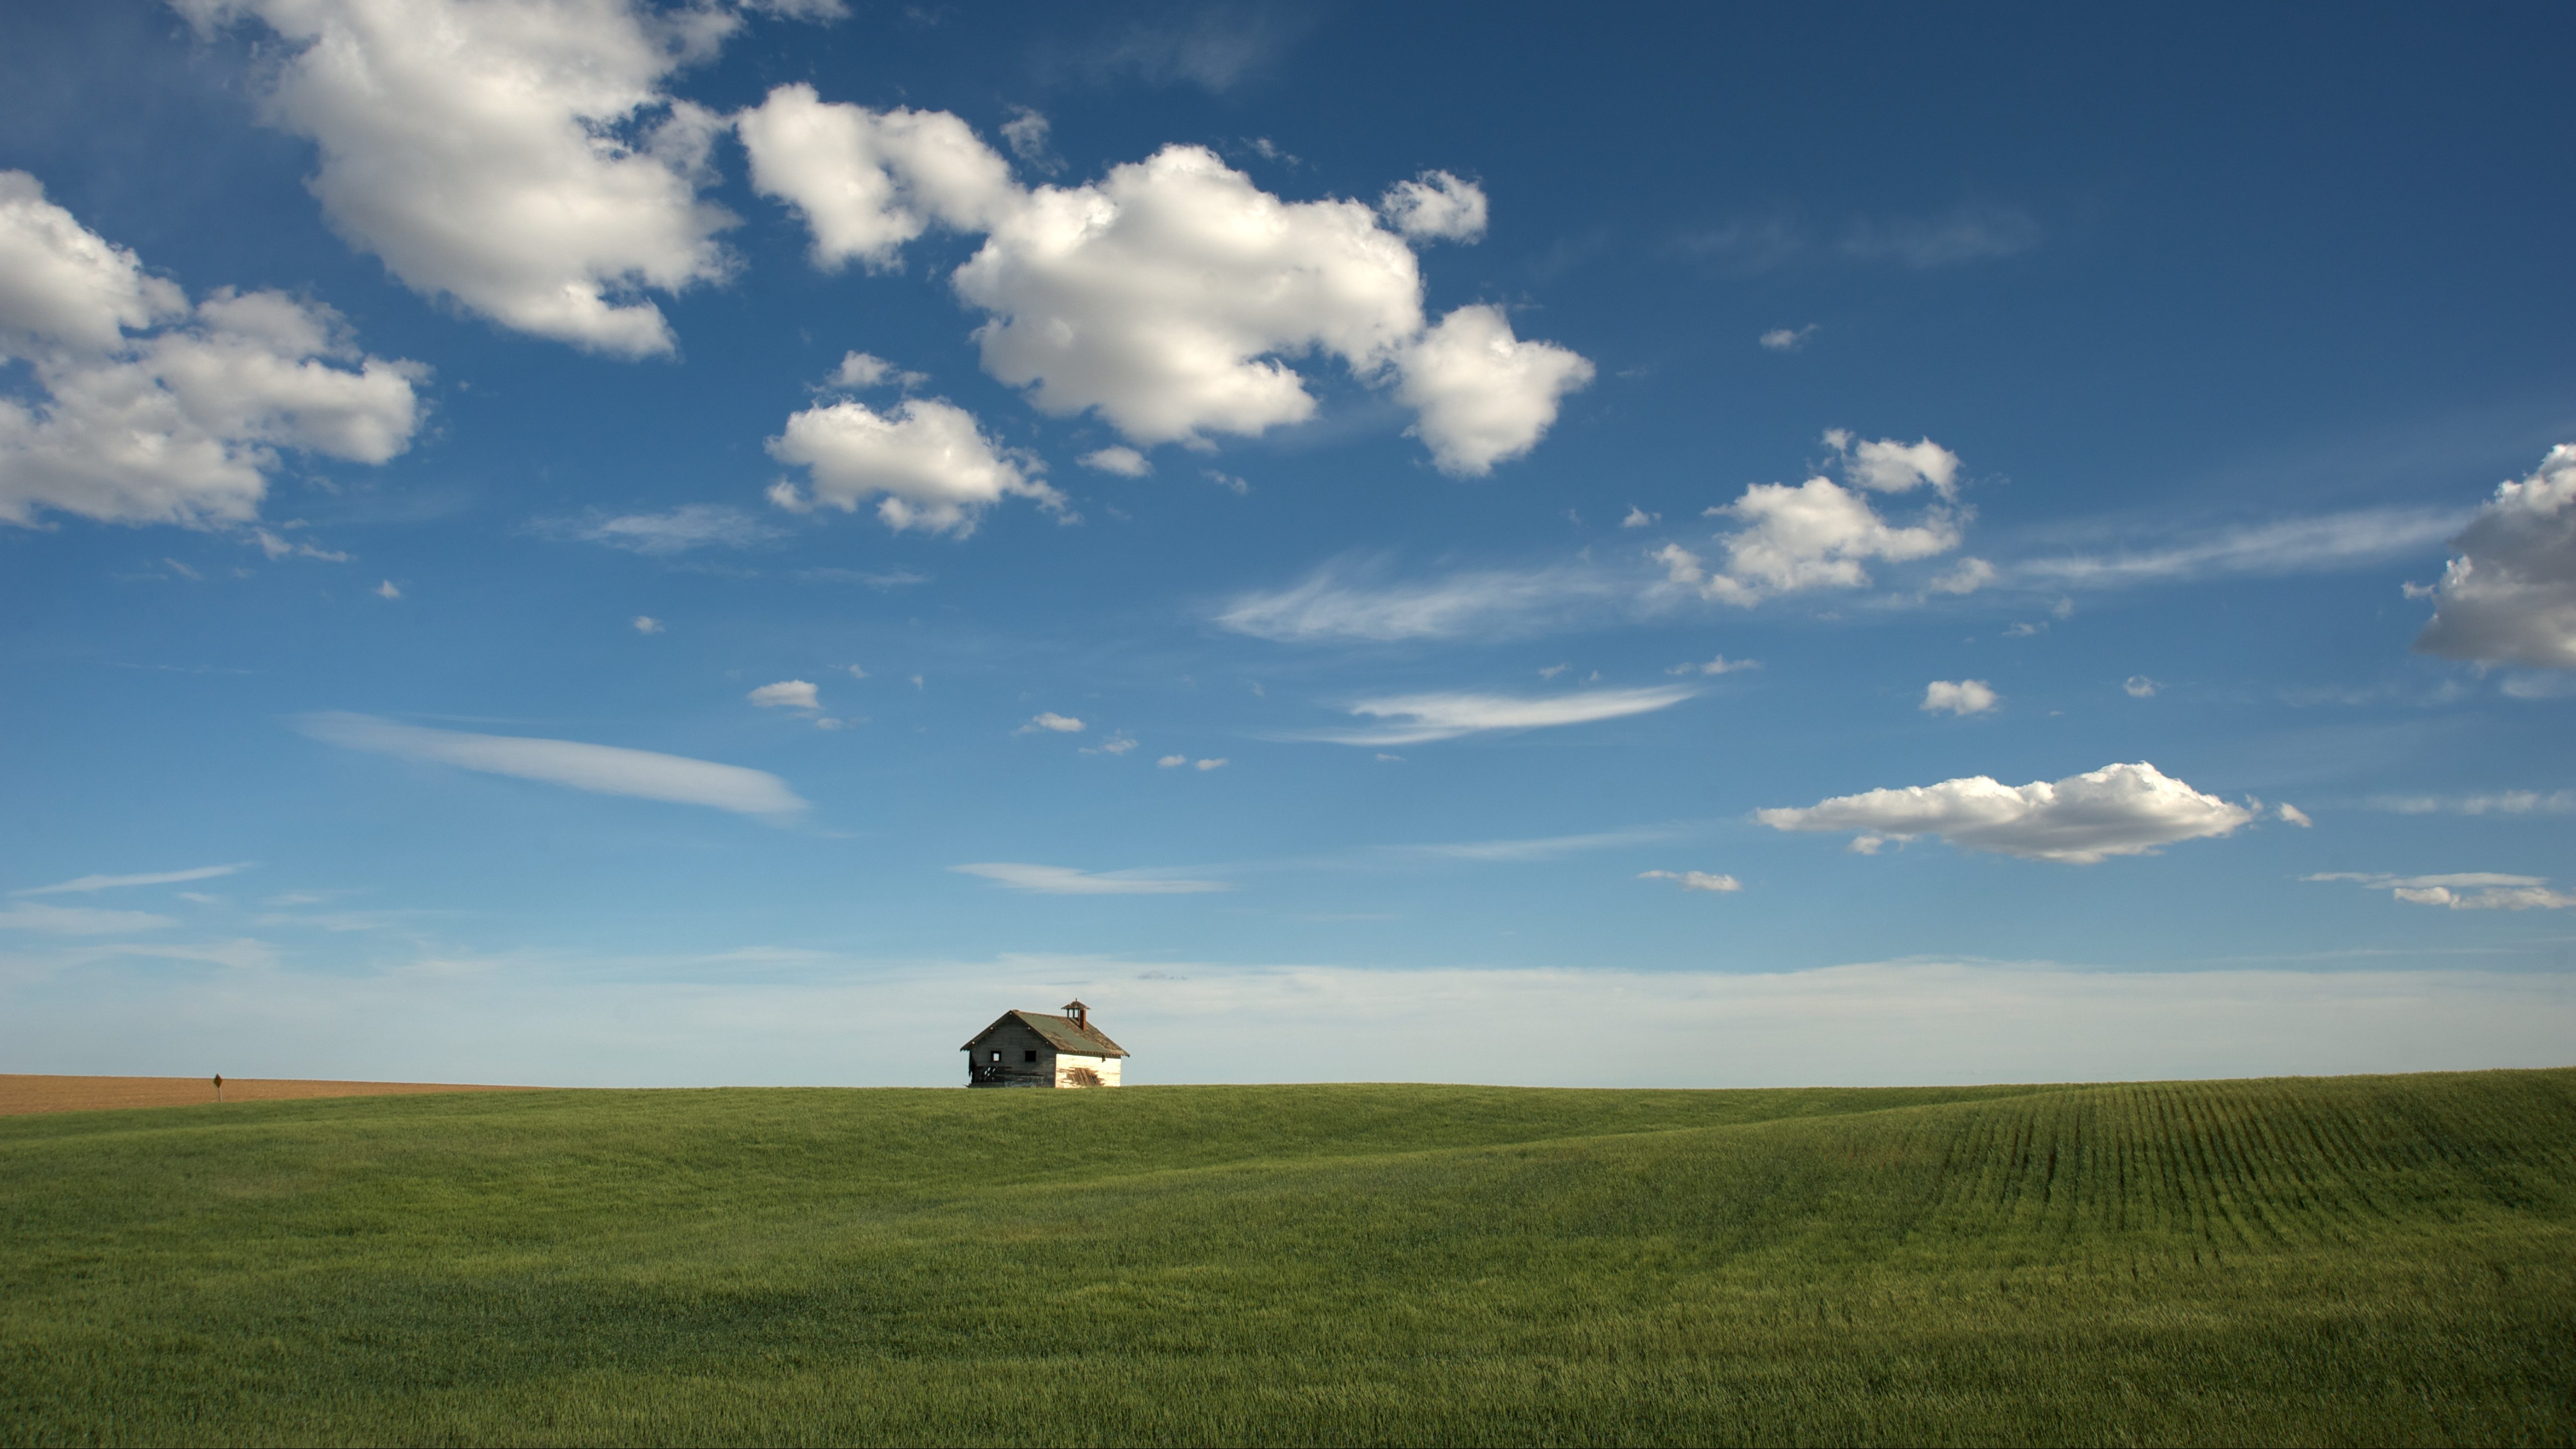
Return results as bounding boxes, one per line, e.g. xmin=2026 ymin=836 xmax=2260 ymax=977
xmin=0 ymin=1075 xmax=539 ymax=1116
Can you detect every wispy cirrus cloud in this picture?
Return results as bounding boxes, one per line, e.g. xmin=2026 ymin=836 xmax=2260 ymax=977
xmin=1304 ymin=687 xmax=1697 ymax=746
xmin=2367 ymin=790 xmax=2576 ymax=816
xmin=1396 ymin=825 xmax=1685 ymax=862
xmin=795 ymin=566 xmax=931 ymax=591
xmin=1215 ymin=557 xmax=1630 ymax=643
xmin=1674 ymin=215 xmax=1806 ymax=275
xmin=295 ymin=713 xmax=808 ymax=819
xmin=2308 ymin=871 xmax=2542 ymax=889
xmin=0 ymin=903 xmax=177 ymax=935
xmin=1221 ymin=502 xmax=2475 ymax=651
xmin=2307 ymin=871 xmax=2575 ymax=911
xmin=1837 ymin=206 xmax=2041 ymax=268
xmin=950 ymin=863 xmax=1230 ymax=895
xmin=1680 ymin=205 xmax=2040 ymax=274
xmin=1236 ymin=499 xmax=2472 ymax=645
xmin=1049 ymin=4 xmax=1318 ymax=92
xmin=12 ymin=862 xmax=252 ymax=896
xmin=533 ymin=505 xmax=784 ymax=555
xmin=253 ymin=907 xmax=419 ymax=933
xmin=1639 ymin=869 xmax=1742 ymax=893
xmin=2012 ymin=506 xmax=2467 ymax=589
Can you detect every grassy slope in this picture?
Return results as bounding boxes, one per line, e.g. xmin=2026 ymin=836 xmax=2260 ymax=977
xmin=2 ymin=1073 xmax=2571 ymax=1447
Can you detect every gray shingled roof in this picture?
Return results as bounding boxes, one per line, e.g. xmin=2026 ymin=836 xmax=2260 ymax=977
xmin=959 ymin=1010 xmax=1129 ymax=1058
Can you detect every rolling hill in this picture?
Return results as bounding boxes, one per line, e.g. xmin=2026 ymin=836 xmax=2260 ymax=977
xmin=3 ymin=1071 xmax=2570 ymax=1445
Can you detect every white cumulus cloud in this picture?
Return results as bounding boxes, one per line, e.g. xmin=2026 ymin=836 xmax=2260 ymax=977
xmin=1309 ymin=686 xmax=1695 ymax=746
xmin=0 ymin=172 xmax=183 ymax=351
xmin=749 ymin=105 xmax=1586 ymax=475
xmin=2413 ymin=444 xmax=2576 ymax=669
xmin=998 ymin=108 xmax=1058 ymax=172
xmin=0 ymin=172 xmax=422 ymax=529
xmin=737 ymin=82 xmax=1019 ymax=271
xmin=295 ymin=712 xmax=808 ymax=818
xmin=1759 ymin=761 xmax=2254 ymax=863
xmin=1378 ymin=170 xmax=1487 ymax=243
xmin=1080 ymin=445 xmax=1151 ymax=476
xmin=1652 ymin=430 xmax=1966 ymax=606
xmin=1832 ymin=431 xmax=1962 ymax=498
xmin=950 ymin=862 xmax=1228 ymax=895
xmin=1928 ymin=557 xmax=1997 ymax=595
xmin=748 ymin=680 xmax=820 ymax=711
xmin=1395 ymin=304 xmax=1595 ymax=476
xmin=1657 ymin=486 xmax=1956 ymax=607
xmin=1018 ymin=712 xmax=1084 ymax=734
xmin=954 ymin=144 xmax=1426 ymax=446
xmin=1921 ymin=679 xmax=1999 ymax=716
xmin=825 ymin=351 xmax=903 ymax=389
xmin=767 ymin=397 xmax=1064 ymax=535
xmin=181 ymin=0 xmax=751 ymax=358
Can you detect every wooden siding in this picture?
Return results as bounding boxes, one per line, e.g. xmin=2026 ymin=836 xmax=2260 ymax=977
xmin=964 ymin=1022 xmax=1058 ymax=1087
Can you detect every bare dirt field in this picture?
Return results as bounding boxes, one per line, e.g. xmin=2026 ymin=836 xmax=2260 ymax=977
xmin=0 ymin=1075 xmax=538 ymax=1116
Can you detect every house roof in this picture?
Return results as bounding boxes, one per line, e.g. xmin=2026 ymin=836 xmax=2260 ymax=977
xmin=960 ymin=1010 xmax=1129 ymax=1058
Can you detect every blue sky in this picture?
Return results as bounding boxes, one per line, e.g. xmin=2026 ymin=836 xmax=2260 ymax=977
xmin=4 ymin=1 xmax=2573 ymax=1087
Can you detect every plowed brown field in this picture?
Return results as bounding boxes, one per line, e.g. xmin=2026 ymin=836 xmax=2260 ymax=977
xmin=0 ymin=1074 xmax=537 ymax=1115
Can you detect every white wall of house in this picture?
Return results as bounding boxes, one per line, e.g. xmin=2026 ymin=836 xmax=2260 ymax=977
xmin=1053 ymin=1054 xmax=1121 ymax=1088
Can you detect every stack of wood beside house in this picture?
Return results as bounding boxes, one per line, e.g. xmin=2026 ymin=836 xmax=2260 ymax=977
xmin=961 ymin=1000 xmax=1128 ymax=1087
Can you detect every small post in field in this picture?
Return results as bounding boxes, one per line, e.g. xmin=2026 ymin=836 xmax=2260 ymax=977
xmin=213 ymin=1073 xmax=222 ymax=1103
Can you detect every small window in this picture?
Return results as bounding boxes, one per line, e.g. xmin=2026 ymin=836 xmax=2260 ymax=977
xmin=1023 ymin=1049 xmax=1037 ymax=1063
xmin=989 ymin=1051 xmax=1000 ymax=1062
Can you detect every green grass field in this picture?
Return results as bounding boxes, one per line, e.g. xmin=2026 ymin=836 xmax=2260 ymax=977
xmin=4 ymin=1071 xmax=2572 ymax=1446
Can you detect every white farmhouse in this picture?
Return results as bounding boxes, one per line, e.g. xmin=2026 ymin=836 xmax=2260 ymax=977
xmin=961 ymin=999 xmax=1128 ymax=1087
